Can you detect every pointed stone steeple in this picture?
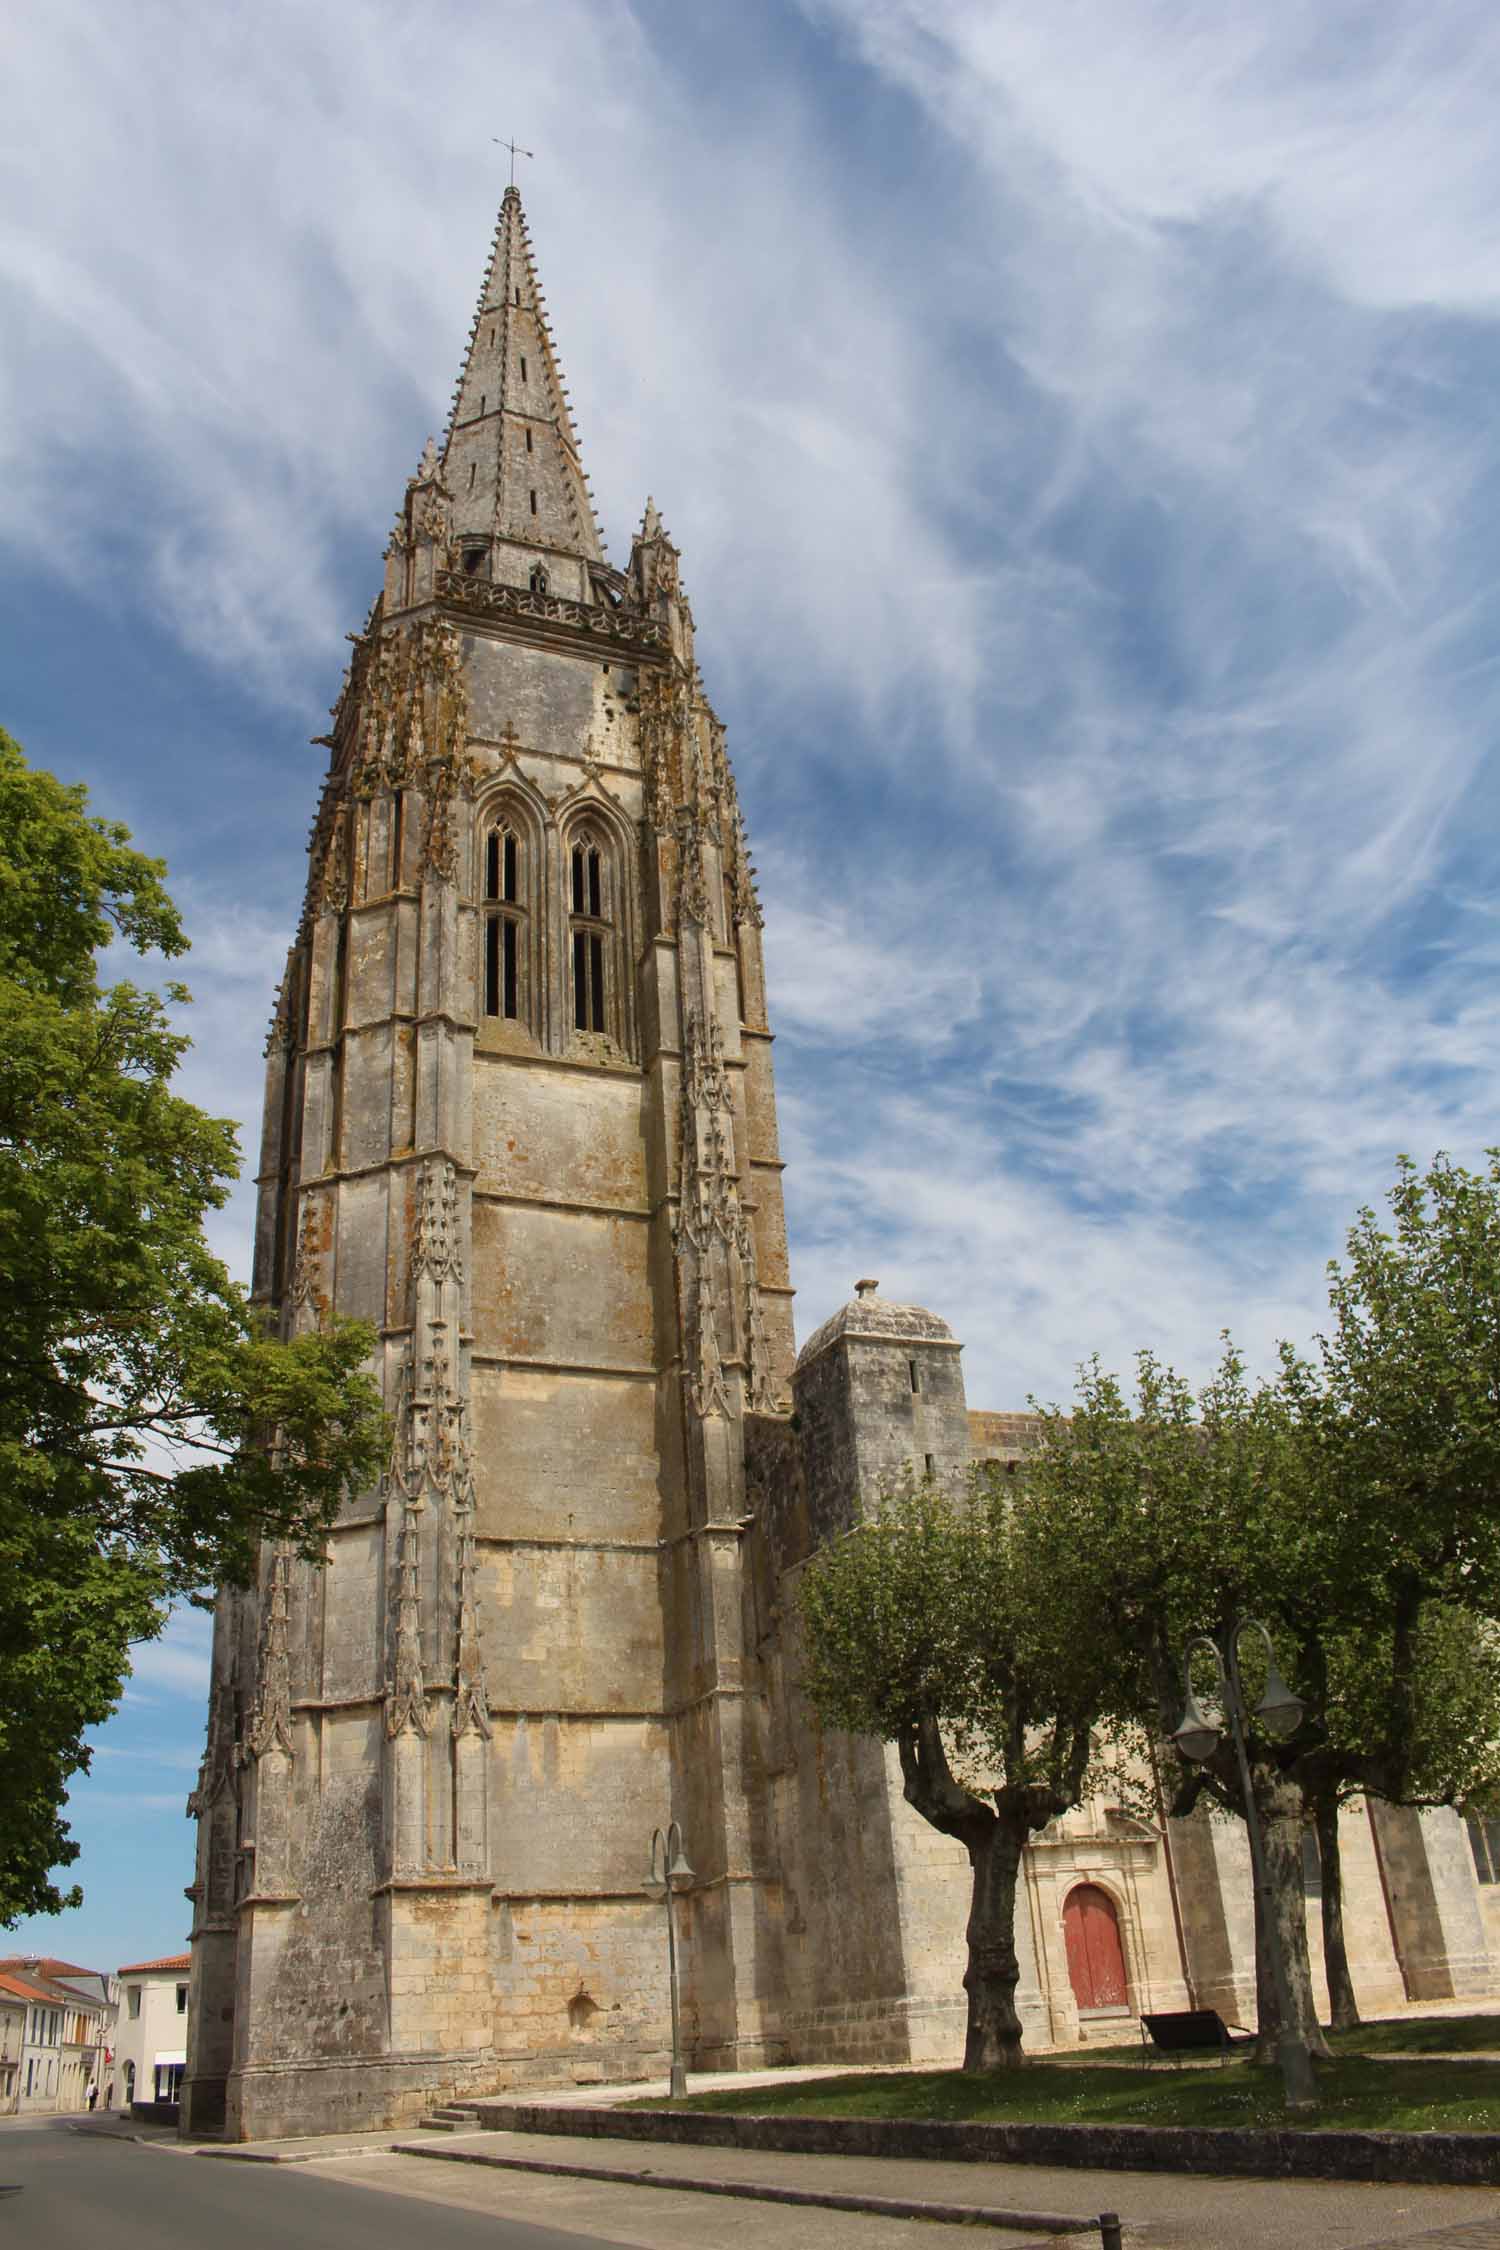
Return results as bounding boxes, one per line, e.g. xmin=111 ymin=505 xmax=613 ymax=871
xmin=441 ymin=187 xmax=604 ymax=566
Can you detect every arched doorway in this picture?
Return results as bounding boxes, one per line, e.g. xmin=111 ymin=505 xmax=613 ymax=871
xmin=1063 ymin=1883 xmax=1128 ymax=2012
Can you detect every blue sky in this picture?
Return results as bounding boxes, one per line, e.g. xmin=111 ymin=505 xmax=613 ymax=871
xmin=8 ymin=0 xmax=1500 ymax=1969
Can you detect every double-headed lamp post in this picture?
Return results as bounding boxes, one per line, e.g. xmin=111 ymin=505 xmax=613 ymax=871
xmin=1172 ymin=1618 xmax=1318 ymax=2114
xmin=645 ymin=1821 xmax=695 ymax=2099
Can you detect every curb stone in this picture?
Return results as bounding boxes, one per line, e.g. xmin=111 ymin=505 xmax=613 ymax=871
xmin=390 ymin=2137 xmax=1093 ymax=2236
xmin=195 ymin=2145 xmax=396 ymax=2165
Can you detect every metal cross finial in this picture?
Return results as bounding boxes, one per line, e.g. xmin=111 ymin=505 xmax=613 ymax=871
xmin=492 ymin=137 xmax=534 ymax=187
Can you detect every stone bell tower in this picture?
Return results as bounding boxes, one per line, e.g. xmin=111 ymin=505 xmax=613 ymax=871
xmin=181 ymin=188 xmax=796 ymax=2139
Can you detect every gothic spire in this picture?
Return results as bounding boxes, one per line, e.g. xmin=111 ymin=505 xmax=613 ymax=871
xmin=441 ymin=187 xmax=604 ymax=564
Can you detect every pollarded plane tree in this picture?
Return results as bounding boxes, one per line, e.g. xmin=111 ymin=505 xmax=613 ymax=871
xmin=1026 ymin=1156 xmax=1500 ymax=2061
xmin=798 ymin=1469 xmax=1127 ymax=2070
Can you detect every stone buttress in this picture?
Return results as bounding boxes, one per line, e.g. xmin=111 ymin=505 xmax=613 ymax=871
xmin=181 ymin=188 xmax=795 ymax=2138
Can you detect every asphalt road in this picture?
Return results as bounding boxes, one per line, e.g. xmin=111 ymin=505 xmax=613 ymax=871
xmin=9 ymin=2112 xmax=1500 ymax=2249
xmin=0 ymin=2119 xmax=626 ymax=2250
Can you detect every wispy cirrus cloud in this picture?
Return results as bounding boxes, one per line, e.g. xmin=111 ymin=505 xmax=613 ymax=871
xmin=747 ymin=0 xmax=1500 ymax=1398
xmin=94 ymin=1746 xmax=201 ymax=1772
xmin=6 ymin=0 xmax=1500 ymax=1410
xmin=126 ymin=1608 xmax=213 ymax=1699
xmin=10 ymin=0 xmax=1500 ymax=1958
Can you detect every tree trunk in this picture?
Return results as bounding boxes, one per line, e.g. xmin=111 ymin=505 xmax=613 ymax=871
xmin=1315 ymin=1791 xmax=1360 ymax=2031
xmin=1252 ymin=1871 xmax=1277 ymax=2063
xmin=1253 ymin=1764 xmax=1332 ymax=2063
xmin=962 ymin=1811 xmax=1027 ymax=2070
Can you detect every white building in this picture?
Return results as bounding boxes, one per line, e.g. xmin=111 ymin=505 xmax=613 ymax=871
xmin=0 ymin=1958 xmax=115 ymax=2113
xmin=0 ymin=1978 xmax=26 ymax=2114
xmin=114 ymin=1954 xmax=191 ymax=2109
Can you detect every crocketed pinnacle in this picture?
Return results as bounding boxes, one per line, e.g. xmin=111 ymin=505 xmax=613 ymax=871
xmin=441 ymin=187 xmax=604 ymax=563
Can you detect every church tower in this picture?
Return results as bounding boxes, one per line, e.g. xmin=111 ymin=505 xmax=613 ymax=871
xmin=181 ymin=189 xmax=796 ymax=2138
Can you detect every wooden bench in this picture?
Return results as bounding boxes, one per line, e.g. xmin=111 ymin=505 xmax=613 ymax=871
xmin=1138 ymin=2009 xmax=1248 ymax=2065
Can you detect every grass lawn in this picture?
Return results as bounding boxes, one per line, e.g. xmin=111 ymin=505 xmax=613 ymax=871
xmin=1083 ymin=2012 xmax=1500 ymax=2063
xmin=634 ymin=2054 xmax=1500 ymax=2133
xmin=1328 ymin=2014 xmax=1500 ymax=2056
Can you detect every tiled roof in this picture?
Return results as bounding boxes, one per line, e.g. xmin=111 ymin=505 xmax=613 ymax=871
xmin=0 ymin=1972 xmax=47 ymax=2005
xmin=116 ymin=1953 xmax=191 ymax=1976
xmin=0 ymin=1955 xmax=93 ymax=1979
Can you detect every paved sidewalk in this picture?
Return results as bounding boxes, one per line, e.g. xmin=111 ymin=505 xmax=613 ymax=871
xmin=381 ymin=2125 xmax=1500 ymax=2248
xmin=394 ymin=2128 xmax=1090 ymax=2234
xmin=173 ymin=2126 xmax=407 ymax=2164
xmin=1363 ymin=2223 xmax=1500 ymax=2247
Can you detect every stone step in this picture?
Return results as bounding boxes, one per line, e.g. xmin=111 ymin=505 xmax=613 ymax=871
xmin=419 ymin=2104 xmax=484 ymax=2131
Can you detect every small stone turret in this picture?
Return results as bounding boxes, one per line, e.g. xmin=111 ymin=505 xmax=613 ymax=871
xmin=792 ymin=1278 xmax=970 ymax=1542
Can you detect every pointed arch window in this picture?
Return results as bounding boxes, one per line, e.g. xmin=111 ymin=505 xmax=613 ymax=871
xmin=483 ymin=821 xmax=528 ymax=1024
xmin=568 ymin=828 xmax=614 ymax=1038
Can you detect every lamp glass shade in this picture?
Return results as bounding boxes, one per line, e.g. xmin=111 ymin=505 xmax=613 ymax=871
xmin=1254 ymin=1665 xmax=1304 ymax=1740
xmin=668 ymin=1849 xmax=696 ymax=1890
xmin=1172 ymin=1687 xmax=1221 ymax=1764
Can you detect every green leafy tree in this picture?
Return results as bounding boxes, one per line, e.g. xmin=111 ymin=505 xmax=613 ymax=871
xmin=1027 ymin=1257 xmax=1500 ymax=2068
xmin=0 ymin=727 xmax=384 ymax=1922
xmin=1021 ymin=1345 xmax=1336 ymax=2063
xmin=1296 ymin=1151 xmax=1500 ymax=2027
xmin=798 ymin=1469 xmax=1127 ymax=2069
xmin=1308 ymin=1607 xmax=1500 ymax=2030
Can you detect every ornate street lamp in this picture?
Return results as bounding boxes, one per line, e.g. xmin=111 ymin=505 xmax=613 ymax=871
xmin=1171 ymin=1618 xmax=1318 ymax=2113
xmin=645 ymin=1820 xmax=695 ymax=2099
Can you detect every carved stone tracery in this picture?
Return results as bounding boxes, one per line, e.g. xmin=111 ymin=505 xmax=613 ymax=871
xmin=247 ymin=1544 xmax=295 ymax=1761
xmin=437 ymin=569 xmax=665 ymax=656
xmin=352 ymin=618 xmax=472 ymax=805
xmin=188 ymin=1656 xmax=239 ymax=1817
xmin=288 ymin=1194 xmax=326 ymax=1319
xmin=313 ymin=802 xmax=351 ymax=917
xmin=451 ymin=1516 xmax=491 ymax=1740
xmin=384 ymin=1157 xmax=484 ymax=1749
xmin=414 ymin=1153 xmax=463 ymax=1288
xmin=385 ymin=1490 xmax=430 ymax=1742
xmin=686 ymin=1261 xmax=733 ymax=1421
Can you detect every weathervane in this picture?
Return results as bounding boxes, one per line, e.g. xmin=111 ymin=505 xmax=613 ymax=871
xmin=492 ymin=137 xmax=534 ymax=188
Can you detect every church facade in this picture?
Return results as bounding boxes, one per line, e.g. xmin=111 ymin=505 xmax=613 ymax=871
xmin=181 ymin=192 xmax=1495 ymax=2140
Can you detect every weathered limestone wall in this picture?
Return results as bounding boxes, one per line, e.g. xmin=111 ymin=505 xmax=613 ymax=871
xmin=1371 ymin=1802 xmax=1493 ymax=2001
xmin=1169 ymin=1805 xmax=1258 ymax=2027
xmin=1296 ymin=1805 xmax=1405 ymax=2018
xmin=758 ymin=1568 xmax=918 ymax=2065
xmin=1163 ymin=1795 xmax=1414 ymax=2033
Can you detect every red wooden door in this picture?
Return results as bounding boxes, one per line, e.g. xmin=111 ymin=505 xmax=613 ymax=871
xmin=1062 ymin=1884 xmax=1128 ymax=2010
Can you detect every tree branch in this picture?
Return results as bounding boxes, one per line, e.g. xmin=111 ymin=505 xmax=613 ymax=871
xmin=897 ymin=1715 xmax=994 ymax=1843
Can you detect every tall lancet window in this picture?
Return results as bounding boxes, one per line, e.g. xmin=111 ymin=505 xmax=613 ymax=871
xmin=483 ymin=823 xmax=526 ymax=1023
xmin=569 ymin=829 xmax=612 ymax=1036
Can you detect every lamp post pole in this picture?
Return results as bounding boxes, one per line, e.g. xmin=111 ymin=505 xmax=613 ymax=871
xmin=1174 ymin=1619 xmax=1319 ymax=2114
xmin=647 ymin=1821 xmax=694 ymax=2100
